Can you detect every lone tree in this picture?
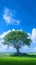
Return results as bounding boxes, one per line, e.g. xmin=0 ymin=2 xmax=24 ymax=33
xmin=3 ymin=30 xmax=31 ymax=54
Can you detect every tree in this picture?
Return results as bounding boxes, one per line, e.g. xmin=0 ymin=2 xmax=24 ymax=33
xmin=3 ymin=30 xmax=31 ymax=54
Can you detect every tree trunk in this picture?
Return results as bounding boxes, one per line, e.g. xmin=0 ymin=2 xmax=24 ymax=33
xmin=16 ymin=48 xmax=19 ymax=55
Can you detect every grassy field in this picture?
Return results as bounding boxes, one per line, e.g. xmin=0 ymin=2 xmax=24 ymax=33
xmin=0 ymin=56 xmax=36 ymax=65
xmin=0 ymin=52 xmax=36 ymax=65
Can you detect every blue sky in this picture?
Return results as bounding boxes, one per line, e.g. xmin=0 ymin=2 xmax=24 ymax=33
xmin=0 ymin=0 xmax=36 ymax=52
xmin=0 ymin=0 xmax=36 ymax=33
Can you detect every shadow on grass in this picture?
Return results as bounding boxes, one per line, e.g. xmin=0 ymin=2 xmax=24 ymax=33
xmin=9 ymin=53 xmax=36 ymax=58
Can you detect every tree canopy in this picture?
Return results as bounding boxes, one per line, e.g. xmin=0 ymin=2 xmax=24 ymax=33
xmin=3 ymin=30 xmax=32 ymax=54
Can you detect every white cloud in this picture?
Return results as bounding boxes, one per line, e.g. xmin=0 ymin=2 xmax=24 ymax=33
xmin=27 ymin=28 xmax=36 ymax=44
xmin=3 ymin=7 xmax=13 ymax=23
xmin=20 ymin=46 xmax=29 ymax=53
xmin=0 ymin=28 xmax=16 ymax=39
xmin=24 ymin=46 xmax=29 ymax=49
xmin=31 ymin=28 xmax=36 ymax=43
xmin=3 ymin=7 xmax=20 ymax=25
xmin=0 ymin=30 xmax=11 ymax=39
xmin=0 ymin=40 xmax=4 ymax=43
xmin=28 ymin=33 xmax=31 ymax=38
xmin=0 ymin=44 xmax=16 ymax=52
xmin=3 ymin=14 xmax=12 ymax=23
xmin=0 ymin=42 xmax=8 ymax=52
xmin=12 ymin=29 xmax=15 ymax=31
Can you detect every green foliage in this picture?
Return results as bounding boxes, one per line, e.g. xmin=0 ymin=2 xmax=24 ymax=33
xmin=3 ymin=30 xmax=32 ymax=53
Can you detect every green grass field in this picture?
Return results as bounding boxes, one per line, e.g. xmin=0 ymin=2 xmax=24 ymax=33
xmin=0 ymin=56 xmax=36 ymax=65
xmin=0 ymin=52 xmax=36 ymax=65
